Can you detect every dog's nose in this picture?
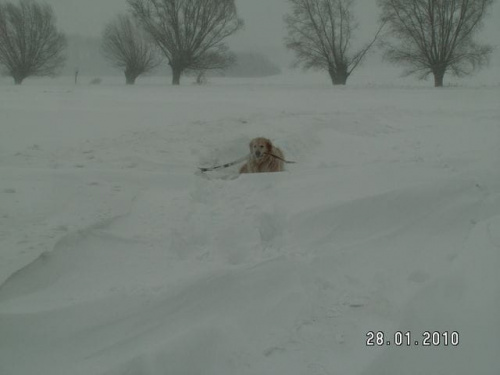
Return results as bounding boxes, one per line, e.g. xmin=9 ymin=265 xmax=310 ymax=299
xmin=255 ymin=150 xmax=261 ymax=157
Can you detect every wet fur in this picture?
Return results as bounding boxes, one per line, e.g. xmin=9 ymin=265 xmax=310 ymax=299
xmin=239 ymin=138 xmax=285 ymax=173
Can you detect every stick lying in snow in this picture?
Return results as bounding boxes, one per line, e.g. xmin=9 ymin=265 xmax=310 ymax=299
xmin=198 ymin=155 xmax=248 ymax=172
xmin=265 ymin=152 xmax=296 ymax=164
xmin=199 ymin=153 xmax=296 ymax=172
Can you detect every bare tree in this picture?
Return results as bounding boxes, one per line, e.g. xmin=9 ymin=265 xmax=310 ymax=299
xmin=101 ymin=14 xmax=161 ymax=85
xmin=0 ymin=0 xmax=66 ymax=85
xmin=378 ymin=0 xmax=494 ymax=87
xmin=284 ymin=0 xmax=384 ymax=85
xmin=127 ymin=0 xmax=243 ymax=85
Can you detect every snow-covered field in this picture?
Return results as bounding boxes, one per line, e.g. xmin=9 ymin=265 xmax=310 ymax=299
xmin=1 ymin=72 xmax=499 ymax=375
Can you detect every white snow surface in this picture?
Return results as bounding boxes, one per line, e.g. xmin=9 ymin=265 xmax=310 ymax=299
xmin=1 ymin=74 xmax=500 ymax=375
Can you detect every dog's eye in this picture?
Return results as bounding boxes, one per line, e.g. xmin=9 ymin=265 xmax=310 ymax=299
xmin=260 ymin=145 xmax=264 ymax=148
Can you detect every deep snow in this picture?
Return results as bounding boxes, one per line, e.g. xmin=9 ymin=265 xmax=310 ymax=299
xmin=1 ymin=72 xmax=499 ymax=375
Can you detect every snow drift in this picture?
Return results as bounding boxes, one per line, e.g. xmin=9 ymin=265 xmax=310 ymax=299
xmin=1 ymin=75 xmax=499 ymax=375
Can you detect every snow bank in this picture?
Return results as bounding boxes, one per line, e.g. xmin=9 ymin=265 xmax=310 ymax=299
xmin=1 ymin=76 xmax=499 ymax=374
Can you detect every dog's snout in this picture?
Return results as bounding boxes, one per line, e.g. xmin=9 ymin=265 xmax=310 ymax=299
xmin=255 ymin=150 xmax=261 ymax=157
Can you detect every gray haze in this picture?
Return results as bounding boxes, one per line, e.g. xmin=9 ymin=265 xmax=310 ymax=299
xmin=44 ymin=0 xmax=500 ymax=67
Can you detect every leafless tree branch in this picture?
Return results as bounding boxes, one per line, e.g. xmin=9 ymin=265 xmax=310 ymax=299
xmin=378 ymin=0 xmax=494 ymax=86
xmin=101 ymin=14 xmax=162 ymax=84
xmin=284 ymin=0 xmax=383 ymax=85
xmin=0 ymin=0 xmax=66 ymax=84
xmin=127 ymin=0 xmax=243 ymax=85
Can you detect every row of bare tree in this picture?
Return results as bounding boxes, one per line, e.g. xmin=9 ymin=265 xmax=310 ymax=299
xmin=0 ymin=0 xmax=495 ymax=87
xmin=284 ymin=0 xmax=494 ymax=86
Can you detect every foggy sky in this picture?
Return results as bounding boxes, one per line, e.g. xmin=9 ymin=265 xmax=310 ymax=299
xmin=44 ymin=0 xmax=499 ymax=66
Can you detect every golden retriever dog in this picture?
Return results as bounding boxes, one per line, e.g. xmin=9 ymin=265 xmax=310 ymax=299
xmin=239 ymin=137 xmax=285 ymax=173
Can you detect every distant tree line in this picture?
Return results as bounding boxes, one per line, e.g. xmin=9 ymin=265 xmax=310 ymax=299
xmin=224 ymin=53 xmax=282 ymax=77
xmin=0 ymin=0 xmax=495 ymax=87
xmin=62 ymin=35 xmax=282 ymax=80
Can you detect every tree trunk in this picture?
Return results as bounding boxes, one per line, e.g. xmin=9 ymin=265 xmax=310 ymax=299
xmin=125 ymin=72 xmax=136 ymax=85
xmin=171 ymin=66 xmax=182 ymax=85
xmin=329 ymin=68 xmax=348 ymax=85
xmin=433 ymin=69 xmax=445 ymax=87
xmin=13 ymin=75 xmax=24 ymax=85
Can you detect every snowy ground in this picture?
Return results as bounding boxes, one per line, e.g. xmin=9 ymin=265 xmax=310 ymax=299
xmin=1 ymin=71 xmax=499 ymax=375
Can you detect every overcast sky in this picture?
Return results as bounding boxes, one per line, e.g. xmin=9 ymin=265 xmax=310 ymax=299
xmin=44 ymin=0 xmax=500 ymax=66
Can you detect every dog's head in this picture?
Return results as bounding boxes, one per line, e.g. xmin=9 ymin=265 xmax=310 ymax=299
xmin=249 ymin=137 xmax=273 ymax=160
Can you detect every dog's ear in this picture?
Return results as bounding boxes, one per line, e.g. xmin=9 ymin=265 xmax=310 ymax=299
xmin=265 ymin=140 xmax=273 ymax=153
